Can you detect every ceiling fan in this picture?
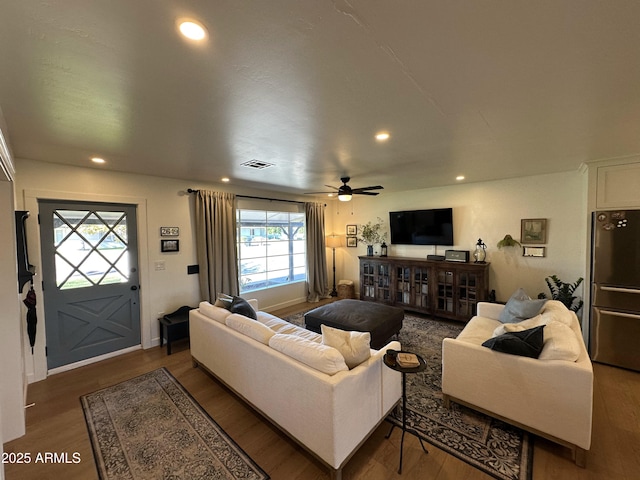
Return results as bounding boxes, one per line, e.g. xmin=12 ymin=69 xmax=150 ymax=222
xmin=306 ymin=176 xmax=384 ymax=201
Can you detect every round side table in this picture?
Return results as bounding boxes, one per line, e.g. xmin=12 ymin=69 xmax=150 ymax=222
xmin=383 ymin=350 xmax=429 ymax=474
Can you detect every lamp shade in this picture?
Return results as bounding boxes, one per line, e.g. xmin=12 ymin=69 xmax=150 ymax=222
xmin=326 ymin=235 xmax=341 ymax=248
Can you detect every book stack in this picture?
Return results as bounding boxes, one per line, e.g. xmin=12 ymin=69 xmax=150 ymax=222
xmin=396 ymin=352 xmax=420 ymax=368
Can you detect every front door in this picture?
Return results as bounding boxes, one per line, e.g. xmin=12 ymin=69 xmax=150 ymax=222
xmin=39 ymin=200 xmax=141 ymax=369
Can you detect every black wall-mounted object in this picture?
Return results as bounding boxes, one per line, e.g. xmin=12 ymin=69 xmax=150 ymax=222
xmin=15 ymin=210 xmax=35 ymax=292
xmin=187 ymin=264 xmax=199 ymax=275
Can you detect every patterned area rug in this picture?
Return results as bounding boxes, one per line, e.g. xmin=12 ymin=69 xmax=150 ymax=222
xmin=81 ymin=368 xmax=269 ymax=480
xmin=284 ymin=311 xmax=533 ymax=480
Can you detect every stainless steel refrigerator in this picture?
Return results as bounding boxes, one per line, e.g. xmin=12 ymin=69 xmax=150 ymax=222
xmin=590 ymin=209 xmax=640 ymax=371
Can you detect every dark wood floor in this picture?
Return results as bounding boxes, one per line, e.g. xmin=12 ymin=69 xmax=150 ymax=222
xmin=5 ymin=301 xmax=640 ymax=479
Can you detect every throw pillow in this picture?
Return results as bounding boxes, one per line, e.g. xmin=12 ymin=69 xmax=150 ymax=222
xmin=229 ymin=296 xmax=257 ymax=320
xmin=321 ymin=324 xmax=371 ymax=369
xmin=214 ymin=293 xmax=233 ymax=310
xmin=225 ymin=313 xmax=275 ymax=345
xmin=538 ymin=321 xmax=581 ymax=361
xmin=269 ymin=334 xmax=349 ymax=375
xmin=198 ymin=301 xmax=232 ymax=324
xmin=482 ymin=325 xmax=545 ymax=358
xmin=499 ymin=288 xmax=547 ymax=324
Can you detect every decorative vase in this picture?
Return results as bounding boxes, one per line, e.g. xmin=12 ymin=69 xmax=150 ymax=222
xmin=367 ymin=245 xmax=374 ymax=256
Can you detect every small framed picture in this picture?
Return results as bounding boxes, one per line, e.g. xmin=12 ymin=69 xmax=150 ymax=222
xmin=346 ymin=236 xmax=358 ymax=247
xmin=346 ymin=224 xmax=357 ymax=236
xmin=521 ymin=218 xmax=547 ymax=244
xmin=523 ymin=246 xmax=546 ymax=257
xmin=160 ymin=227 xmax=179 ymax=236
xmin=161 ymin=239 xmax=180 ymax=252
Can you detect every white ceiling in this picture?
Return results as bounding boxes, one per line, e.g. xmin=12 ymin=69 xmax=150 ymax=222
xmin=1 ymin=1 xmax=640 ymax=197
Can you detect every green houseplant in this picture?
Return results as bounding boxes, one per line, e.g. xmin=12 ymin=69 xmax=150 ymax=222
xmin=538 ymin=275 xmax=584 ymax=313
xmin=358 ymin=217 xmax=387 ymax=256
xmin=496 ymin=234 xmax=521 ymax=249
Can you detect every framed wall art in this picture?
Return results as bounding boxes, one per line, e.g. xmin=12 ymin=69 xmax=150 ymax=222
xmin=346 ymin=236 xmax=358 ymax=247
xmin=161 ymin=239 xmax=180 ymax=252
xmin=523 ymin=246 xmax=546 ymax=257
xmin=346 ymin=225 xmax=357 ymax=236
xmin=521 ymin=218 xmax=547 ymax=244
xmin=160 ymin=227 xmax=179 ymax=236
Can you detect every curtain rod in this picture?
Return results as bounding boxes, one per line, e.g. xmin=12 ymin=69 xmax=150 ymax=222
xmin=187 ymin=188 xmax=324 ymax=206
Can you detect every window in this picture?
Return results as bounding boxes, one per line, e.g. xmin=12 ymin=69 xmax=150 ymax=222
xmin=52 ymin=209 xmax=131 ymax=289
xmin=237 ymin=209 xmax=306 ymax=292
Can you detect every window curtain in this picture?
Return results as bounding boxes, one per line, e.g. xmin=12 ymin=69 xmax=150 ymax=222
xmin=305 ymin=202 xmax=329 ymax=302
xmin=194 ymin=191 xmax=239 ymax=301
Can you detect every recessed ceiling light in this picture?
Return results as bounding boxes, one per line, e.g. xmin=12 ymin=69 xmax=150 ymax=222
xmin=456 ymin=175 xmax=465 ymax=181
xmin=375 ymin=132 xmax=390 ymax=141
xmin=221 ymin=177 xmax=230 ymax=183
xmin=91 ymin=157 xmax=106 ymax=164
xmin=178 ymin=20 xmax=207 ymax=41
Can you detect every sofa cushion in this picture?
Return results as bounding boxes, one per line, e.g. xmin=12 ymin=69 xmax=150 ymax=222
xmin=256 ymin=312 xmax=322 ymax=342
xmin=499 ymin=288 xmax=547 ymax=323
xmin=229 ymin=296 xmax=257 ymax=320
xmin=482 ymin=325 xmax=545 ymax=358
xmin=493 ymin=314 xmax=547 ymax=337
xmin=226 ymin=313 xmax=275 ymax=345
xmin=199 ymin=301 xmax=232 ymax=324
xmin=269 ymin=334 xmax=349 ymax=375
xmin=321 ymin=324 xmax=371 ymax=369
xmin=538 ymin=321 xmax=581 ymax=361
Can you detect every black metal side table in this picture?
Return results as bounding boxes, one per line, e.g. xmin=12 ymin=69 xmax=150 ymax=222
xmin=384 ymin=350 xmax=429 ymax=474
xmin=158 ymin=306 xmax=194 ymax=355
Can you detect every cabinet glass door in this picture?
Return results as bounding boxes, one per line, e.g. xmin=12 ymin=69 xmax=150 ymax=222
xmin=362 ymin=262 xmax=376 ymax=299
xmin=377 ymin=263 xmax=391 ymax=301
xmin=437 ymin=270 xmax=455 ymax=312
xmin=396 ymin=266 xmax=411 ymax=304
xmin=414 ymin=268 xmax=429 ymax=308
xmin=457 ymin=272 xmax=478 ymax=317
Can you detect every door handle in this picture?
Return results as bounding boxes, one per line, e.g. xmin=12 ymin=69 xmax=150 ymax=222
xmin=131 ymin=285 xmax=138 ymax=291
xmin=601 ymin=286 xmax=640 ymax=295
xmin=599 ymin=309 xmax=640 ymax=320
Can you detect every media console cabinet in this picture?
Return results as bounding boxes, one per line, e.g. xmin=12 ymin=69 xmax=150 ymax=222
xmin=359 ymin=256 xmax=490 ymax=322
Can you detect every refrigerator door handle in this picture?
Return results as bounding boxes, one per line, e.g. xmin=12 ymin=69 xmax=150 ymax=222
xmin=599 ymin=309 xmax=640 ymax=320
xmin=600 ymin=286 xmax=640 ymax=295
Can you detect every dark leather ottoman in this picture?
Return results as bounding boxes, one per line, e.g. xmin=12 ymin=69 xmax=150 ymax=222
xmin=304 ymin=299 xmax=403 ymax=349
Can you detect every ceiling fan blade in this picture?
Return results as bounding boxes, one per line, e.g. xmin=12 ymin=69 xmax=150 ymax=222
xmin=324 ymin=185 xmax=339 ymax=190
xmin=354 ymin=191 xmax=380 ymax=196
xmin=351 ymin=185 xmax=384 ymax=193
xmin=304 ymin=191 xmax=335 ymax=195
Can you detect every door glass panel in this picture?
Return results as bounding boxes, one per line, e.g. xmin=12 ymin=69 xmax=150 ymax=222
xmin=52 ymin=209 xmax=131 ymax=290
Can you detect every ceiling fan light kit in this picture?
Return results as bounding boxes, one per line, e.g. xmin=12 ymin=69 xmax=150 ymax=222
xmin=306 ymin=176 xmax=383 ymax=202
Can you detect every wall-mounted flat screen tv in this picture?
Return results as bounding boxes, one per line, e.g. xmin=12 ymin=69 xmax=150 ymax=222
xmin=389 ymin=208 xmax=454 ymax=246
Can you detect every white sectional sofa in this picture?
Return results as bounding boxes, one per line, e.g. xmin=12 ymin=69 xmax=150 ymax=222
xmin=442 ymin=301 xmax=593 ymax=466
xmin=190 ymin=299 xmax=402 ymax=480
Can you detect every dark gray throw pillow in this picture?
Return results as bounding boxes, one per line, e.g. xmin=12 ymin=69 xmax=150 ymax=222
xmin=229 ymin=296 xmax=257 ymax=320
xmin=482 ymin=325 xmax=545 ymax=358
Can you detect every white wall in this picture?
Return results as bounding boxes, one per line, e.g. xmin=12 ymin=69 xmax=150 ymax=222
xmin=326 ymin=170 xmax=588 ymax=304
xmin=0 ymin=180 xmax=25 ymax=443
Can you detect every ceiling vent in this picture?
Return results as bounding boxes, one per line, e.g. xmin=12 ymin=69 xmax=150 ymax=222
xmin=241 ymin=159 xmax=274 ymax=169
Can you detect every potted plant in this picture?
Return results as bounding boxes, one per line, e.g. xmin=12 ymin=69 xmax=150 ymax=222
xmin=358 ymin=217 xmax=387 ymax=256
xmin=538 ymin=275 xmax=584 ymax=313
xmin=496 ymin=234 xmax=521 ymax=249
